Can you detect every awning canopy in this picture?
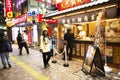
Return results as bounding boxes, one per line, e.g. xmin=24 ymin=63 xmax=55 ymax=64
xmin=15 ymin=22 xmax=33 ymax=27
xmin=44 ymin=0 xmax=112 ymax=18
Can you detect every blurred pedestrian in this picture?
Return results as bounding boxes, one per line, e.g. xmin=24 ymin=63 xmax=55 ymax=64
xmin=63 ymin=28 xmax=75 ymax=60
xmin=19 ymin=30 xmax=29 ymax=55
xmin=0 ymin=32 xmax=12 ymax=69
xmin=17 ymin=31 xmax=22 ymax=49
xmin=40 ymin=29 xmax=51 ymax=69
xmin=50 ymin=37 xmax=53 ymax=56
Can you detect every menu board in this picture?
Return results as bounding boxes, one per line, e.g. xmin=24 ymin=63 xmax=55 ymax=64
xmin=82 ymin=45 xmax=105 ymax=76
xmin=82 ymin=45 xmax=96 ymax=73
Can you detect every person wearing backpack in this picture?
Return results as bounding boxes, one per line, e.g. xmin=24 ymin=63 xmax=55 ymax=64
xmin=0 ymin=32 xmax=12 ymax=69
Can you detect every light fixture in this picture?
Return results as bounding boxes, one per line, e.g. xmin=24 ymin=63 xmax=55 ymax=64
xmin=0 ymin=1 xmax=2 ymax=4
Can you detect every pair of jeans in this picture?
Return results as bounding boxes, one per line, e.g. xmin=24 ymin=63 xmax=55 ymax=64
xmin=0 ymin=52 xmax=10 ymax=67
xmin=42 ymin=52 xmax=51 ymax=68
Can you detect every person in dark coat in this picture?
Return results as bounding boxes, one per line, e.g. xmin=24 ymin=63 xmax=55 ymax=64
xmin=17 ymin=31 xmax=22 ymax=49
xmin=63 ymin=28 xmax=75 ymax=60
xmin=0 ymin=32 xmax=11 ymax=69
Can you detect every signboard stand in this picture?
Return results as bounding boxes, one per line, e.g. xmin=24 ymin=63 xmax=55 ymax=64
xmin=82 ymin=45 xmax=105 ymax=77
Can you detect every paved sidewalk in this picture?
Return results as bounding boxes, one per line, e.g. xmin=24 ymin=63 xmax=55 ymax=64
xmin=0 ymin=44 xmax=120 ymax=80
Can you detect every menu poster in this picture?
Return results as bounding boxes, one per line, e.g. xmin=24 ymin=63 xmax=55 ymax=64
xmin=82 ymin=45 xmax=105 ymax=76
xmin=82 ymin=45 xmax=96 ymax=74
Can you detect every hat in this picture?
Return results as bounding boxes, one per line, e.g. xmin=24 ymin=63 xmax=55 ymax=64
xmin=78 ymin=26 xmax=83 ymax=30
xmin=43 ymin=28 xmax=48 ymax=31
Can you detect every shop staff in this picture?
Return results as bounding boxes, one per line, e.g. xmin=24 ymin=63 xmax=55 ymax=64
xmin=78 ymin=26 xmax=86 ymax=39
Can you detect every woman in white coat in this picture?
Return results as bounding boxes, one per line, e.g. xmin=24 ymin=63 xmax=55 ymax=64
xmin=40 ymin=29 xmax=51 ymax=69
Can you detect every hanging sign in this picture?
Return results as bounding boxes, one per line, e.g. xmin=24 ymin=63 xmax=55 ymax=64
xmin=28 ymin=31 xmax=32 ymax=44
xmin=57 ymin=0 xmax=91 ymax=11
xmin=5 ymin=0 xmax=13 ymax=18
xmin=14 ymin=14 xmax=27 ymax=25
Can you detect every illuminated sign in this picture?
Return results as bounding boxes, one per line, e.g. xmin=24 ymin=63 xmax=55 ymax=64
xmin=57 ymin=0 xmax=91 ymax=11
xmin=6 ymin=0 xmax=13 ymax=18
xmin=14 ymin=14 xmax=27 ymax=25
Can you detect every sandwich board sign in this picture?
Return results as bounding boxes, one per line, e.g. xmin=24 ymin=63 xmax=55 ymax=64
xmin=82 ymin=45 xmax=105 ymax=76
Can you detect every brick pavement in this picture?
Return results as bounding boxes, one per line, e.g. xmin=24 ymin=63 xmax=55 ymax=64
xmin=0 ymin=44 xmax=120 ymax=80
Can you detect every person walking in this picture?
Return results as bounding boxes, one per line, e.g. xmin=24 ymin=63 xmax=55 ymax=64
xmin=19 ymin=30 xmax=29 ymax=55
xmin=17 ymin=31 xmax=22 ymax=49
xmin=0 ymin=32 xmax=12 ymax=69
xmin=63 ymin=28 xmax=75 ymax=61
xmin=40 ymin=29 xmax=51 ymax=69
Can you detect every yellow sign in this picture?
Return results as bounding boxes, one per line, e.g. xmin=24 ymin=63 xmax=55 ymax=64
xmin=7 ymin=12 xmax=13 ymax=18
xmin=6 ymin=19 xmax=14 ymax=27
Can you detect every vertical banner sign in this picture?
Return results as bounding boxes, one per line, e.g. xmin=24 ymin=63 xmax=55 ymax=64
xmin=27 ymin=31 xmax=32 ymax=44
xmin=6 ymin=0 xmax=13 ymax=18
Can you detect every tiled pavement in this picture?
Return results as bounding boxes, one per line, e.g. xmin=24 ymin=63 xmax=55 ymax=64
xmin=0 ymin=44 xmax=120 ymax=80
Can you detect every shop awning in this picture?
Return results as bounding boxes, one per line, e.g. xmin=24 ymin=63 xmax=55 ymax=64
xmin=15 ymin=22 xmax=33 ymax=27
xmin=44 ymin=0 xmax=110 ymax=18
xmin=14 ymin=14 xmax=27 ymax=25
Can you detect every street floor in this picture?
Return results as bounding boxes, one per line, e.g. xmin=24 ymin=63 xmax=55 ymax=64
xmin=0 ymin=44 xmax=120 ymax=80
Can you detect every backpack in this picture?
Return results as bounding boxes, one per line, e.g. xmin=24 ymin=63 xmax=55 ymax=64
xmin=6 ymin=41 xmax=13 ymax=52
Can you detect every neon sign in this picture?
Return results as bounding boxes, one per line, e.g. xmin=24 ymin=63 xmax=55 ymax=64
xmin=6 ymin=0 xmax=13 ymax=18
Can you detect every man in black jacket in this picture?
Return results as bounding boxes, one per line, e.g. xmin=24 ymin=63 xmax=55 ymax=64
xmin=17 ymin=31 xmax=22 ymax=49
xmin=63 ymin=28 xmax=75 ymax=60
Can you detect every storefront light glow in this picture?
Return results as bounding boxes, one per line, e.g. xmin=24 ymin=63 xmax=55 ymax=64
xmin=16 ymin=0 xmax=26 ymax=9
xmin=54 ymin=27 xmax=57 ymax=32
xmin=41 ymin=4 xmax=45 ymax=8
xmin=46 ymin=0 xmax=110 ymax=18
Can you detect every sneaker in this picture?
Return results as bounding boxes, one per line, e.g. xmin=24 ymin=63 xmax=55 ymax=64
xmin=8 ymin=64 xmax=11 ymax=68
xmin=3 ymin=66 xmax=7 ymax=69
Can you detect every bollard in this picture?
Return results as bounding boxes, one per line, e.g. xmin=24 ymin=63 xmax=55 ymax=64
xmin=52 ymin=44 xmax=57 ymax=63
xmin=63 ymin=45 xmax=69 ymax=67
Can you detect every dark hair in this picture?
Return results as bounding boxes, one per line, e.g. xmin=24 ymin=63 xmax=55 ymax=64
xmin=0 ymin=32 xmax=4 ymax=37
xmin=42 ymin=30 xmax=49 ymax=41
xmin=67 ymin=28 xmax=71 ymax=33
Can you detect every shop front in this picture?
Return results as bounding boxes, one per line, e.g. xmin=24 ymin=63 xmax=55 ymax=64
xmin=44 ymin=0 xmax=120 ymax=67
xmin=6 ymin=14 xmax=33 ymax=45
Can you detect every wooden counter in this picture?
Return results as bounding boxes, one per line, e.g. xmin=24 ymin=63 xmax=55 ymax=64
xmin=73 ymin=39 xmax=120 ymax=65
